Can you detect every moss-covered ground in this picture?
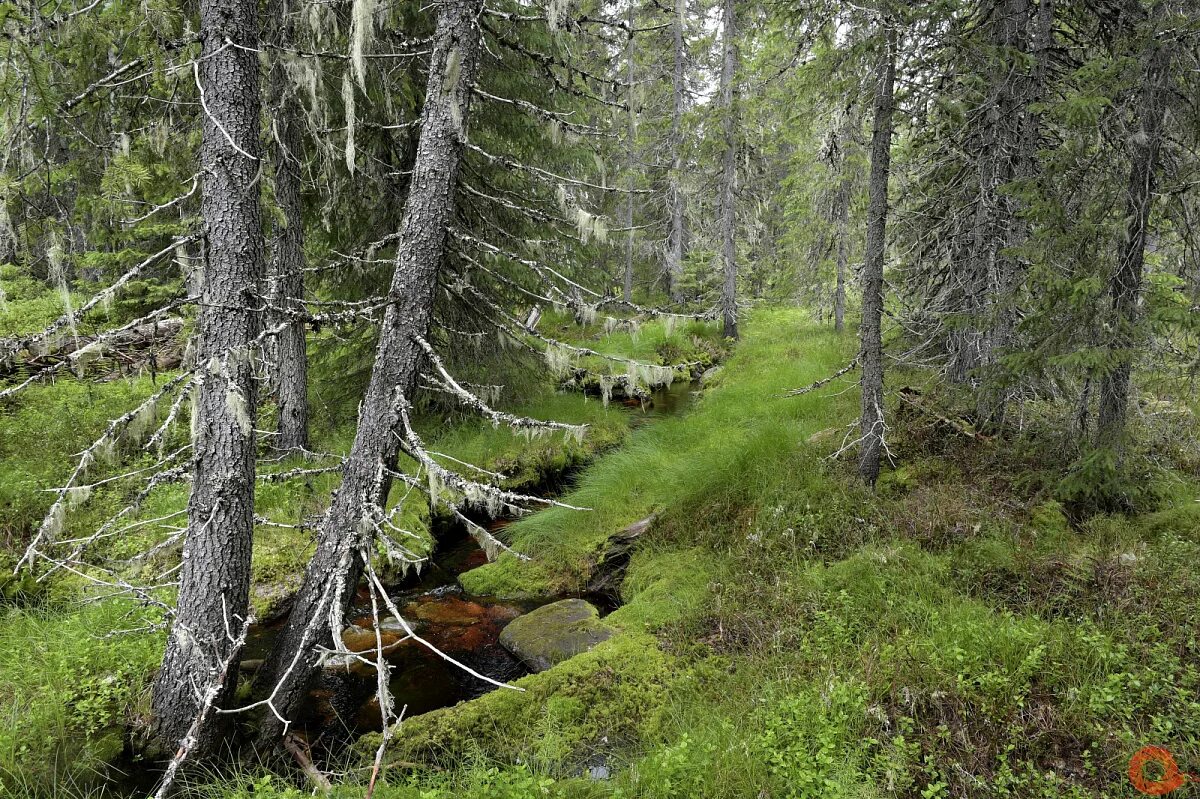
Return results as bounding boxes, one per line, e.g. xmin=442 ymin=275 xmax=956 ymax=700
xmin=0 ymin=308 xmax=720 ymax=796
xmin=3 ymin=306 xmax=1200 ymax=799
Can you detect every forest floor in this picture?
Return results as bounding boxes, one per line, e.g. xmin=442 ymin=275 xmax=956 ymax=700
xmin=3 ymin=306 xmax=1200 ymax=798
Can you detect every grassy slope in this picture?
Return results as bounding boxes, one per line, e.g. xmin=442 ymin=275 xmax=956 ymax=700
xmin=0 ymin=313 xmax=715 ymax=796
xmin=5 ymin=307 xmax=1200 ymax=798
xmin=304 ymin=307 xmax=1195 ymax=799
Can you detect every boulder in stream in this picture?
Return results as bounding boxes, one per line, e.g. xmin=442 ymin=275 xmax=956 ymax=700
xmin=498 ymin=598 xmax=615 ymax=672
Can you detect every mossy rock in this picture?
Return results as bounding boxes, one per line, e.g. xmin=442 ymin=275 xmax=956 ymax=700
xmin=459 ymin=555 xmax=559 ymax=598
xmin=499 ymin=598 xmax=615 ymax=672
xmin=366 ymin=632 xmax=674 ymax=767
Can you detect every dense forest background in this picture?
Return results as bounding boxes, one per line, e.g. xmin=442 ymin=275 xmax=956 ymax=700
xmin=1 ymin=0 xmax=1199 ymax=796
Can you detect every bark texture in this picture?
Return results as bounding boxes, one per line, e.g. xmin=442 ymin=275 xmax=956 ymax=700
xmin=859 ymin=22 xmax=895 ymax=488
xmin=267 ymin=0 xmax=311 ymax=452
xmin=151 ymin=0 xmax=263 ymax=754
xmin=254 ymin=0 xmax=485 ymax=744
xmin=1096 ymin=3 xmax=1174 ymax=450
xmin=831 ymin=109 xmax=857 ymax=334
xmin=623 ymin=8 xmax=636 ymax=304
xmin=665 ymin=0 xmax=687 ymax=303
xmin=947 ymin=0 xmax=1033 ymax=393
xmin=718 ymin=0 xmax=738 ymax=340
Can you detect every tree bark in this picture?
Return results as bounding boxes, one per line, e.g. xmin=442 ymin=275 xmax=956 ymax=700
xmin=718 ymin=0 xmax=738 ymax=340
xmin=623 ymin=2 xmax=636 ymax=305
xmin=665 ymin=0 xmax=687 ymax=303
xmin=831 ymin=109 xmax=856 ymax=334
xmin=859 ymin=20 xmax=895 ymax=488
xmin=1096 ymin=3 xmax=1174 ymax=450
xmin=151 ymin=0 xmax=263 ymax=755
xmin=947 ymin=0 xmax=1034 ymax=391
xmin=267 ymin=0 xmax=311 ymax=453
xmin=254 ymin=0 xmax=485 ymax=745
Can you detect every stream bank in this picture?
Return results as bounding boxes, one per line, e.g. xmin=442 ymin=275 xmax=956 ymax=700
xmin=241 ymin=381 xmax=698 ymax=760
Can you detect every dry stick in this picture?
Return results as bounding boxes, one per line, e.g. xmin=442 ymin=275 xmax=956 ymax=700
xmin=895 ymin=389 xmax=992 ymax=441
xmin=121 ymin=174 xmax=199 ymax=227
xmin=464 ymin=143 xmax=652 ymax=194
xmin=283 ymin=734 xmax=333 ymax=793
xmin=18 ymin=371 xmax=193 ymax=570
xmin=365 ymin=562 xmax=523 ymax=693
xmin=471 ymin=87 xmax=615 ymax=137
xmin=783 ymin=354 xmax=861 ymax=397
xmin=364 ymin=560 xmax=394 ymax=799
xmin=394 ymin=394 xmax=590 ymax=513
xmin=413 ymin=334 xmax=587 ymax=436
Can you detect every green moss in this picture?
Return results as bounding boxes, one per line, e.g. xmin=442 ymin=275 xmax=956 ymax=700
xmin=372 ymin=632 xmax=674 ymax=768
xmin=0 ymin=601 xmax=162 ymax=793
xmin=606 ymin=547 xmax=720 ymax=632
xmin=1030 ymin=499 xmax=1070 ymax=536
xmin=458 ymin=556 xmax=559 ymax=598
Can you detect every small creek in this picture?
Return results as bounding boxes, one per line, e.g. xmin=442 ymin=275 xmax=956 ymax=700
xmin=246 ymin=381 xmax=697 ymax=753
xmin=101 ymin=382 xmax=696 ymax=792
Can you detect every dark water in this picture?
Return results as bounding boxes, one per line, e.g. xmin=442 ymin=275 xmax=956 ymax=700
xmin=276 ymin=382 xmax=698 ymax=748
xmin=267 ymin=524 xmax=552 ymax=747
xmin=103 ymin=382 xmax=698 ymax=792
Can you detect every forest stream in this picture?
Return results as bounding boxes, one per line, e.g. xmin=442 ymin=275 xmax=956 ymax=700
xmin=243 ymin=381 xmax=695 ymax=762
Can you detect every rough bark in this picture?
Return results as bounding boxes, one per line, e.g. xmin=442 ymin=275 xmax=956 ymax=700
xmin=623 ymin=5 xmax=636 ymax=305
xmin=859 ymin=21 xmax=895 ymax=488
xmin=665 ymin=0 xmax=687 ymax=303
xmin=254 ymin=0 xmax=485 ymax=744
xmin=831 ymin=110 xmax=856 ymax=334
xmin=267 ymin=0 xmax=311 ymax=452
xmin=1096 ymin=3 xmax=1174 ymax=450
xmin=718 ymin=0 xmax=738 ymax=340
xmin=151 ymin=0 xmax=263 ymax=755
xmin=948 ymin=0 xmax=1034 ymax=392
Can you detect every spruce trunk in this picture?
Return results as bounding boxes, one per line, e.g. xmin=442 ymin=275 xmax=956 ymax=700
xmin=267 ymin=0 xmax=310 ymax=453
xmin=665 ymin=0 xmax=687 ymax=303
xmin=1097 ymin=5 xmax=1173 ymax=451
xmin=151 ymin=0 xmax=263 ymax=754
xmin=718 ymin=0 xmax=738 ymax=340
xmin=859 ymin=22 xmax=895 ymax=487
xmin=254 ymin=0 xmax=485 ymax=744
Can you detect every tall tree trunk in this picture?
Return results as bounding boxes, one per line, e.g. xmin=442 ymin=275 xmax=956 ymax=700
xmin=718 ymin=0 xmax=738 ymax=340
xmin=665 ymin=0 xmax=687 ymax=303
xmin=254 ymin=0 xmax=484 ymax=744
xmin=1096 ymin=3 xmax=1174 ymax=451
xmin=831 ymin=108 xmax=856 ymax=334
xmin=834 ymin=199 xmax=848 ymax=333
xmin=948 ymin=0 xmax=1033 ymax=390
xmin=267 ymin=0 xmax=310 ymax=452
xmin=976 ymin=0 xmax=1034 ymax=426
xmin=151 ymin=0 xmax=263 ymax=754
xmin=859 ymin=20 xmax=895 ymax=488
xmin=623 ymin=3 xmax=636 ymax=305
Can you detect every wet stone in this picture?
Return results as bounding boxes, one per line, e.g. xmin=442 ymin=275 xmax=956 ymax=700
xmin=498 ymin=598 xmax=616 ymax=672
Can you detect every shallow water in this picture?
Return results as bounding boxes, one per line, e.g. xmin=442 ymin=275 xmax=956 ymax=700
xmin=106 ymin=382 xmax=699 ymax=791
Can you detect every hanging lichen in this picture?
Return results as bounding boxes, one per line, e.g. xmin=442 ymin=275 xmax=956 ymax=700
xmin=224 ymin=383 xmax=252 ymax=437
xmin=543 ymin=343 xmax=572 ymax=377
xmin=342 ymin=72 xmax=356 ymax=175
xmin=349 ymin=0 xmax=378 ymax=89
xmin=598 ymin=373 xmax=615 ymax=407
xmin=47 ymin=232 xmax=79 ymax=345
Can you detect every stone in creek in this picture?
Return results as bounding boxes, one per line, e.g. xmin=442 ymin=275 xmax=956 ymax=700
xmin=406 ymin=595 xmax=490 ymax=626
xmin=498 ymin=598 xmax=616 ymax=673
xmin=339 ymin=625 xmax=407 ymax=654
